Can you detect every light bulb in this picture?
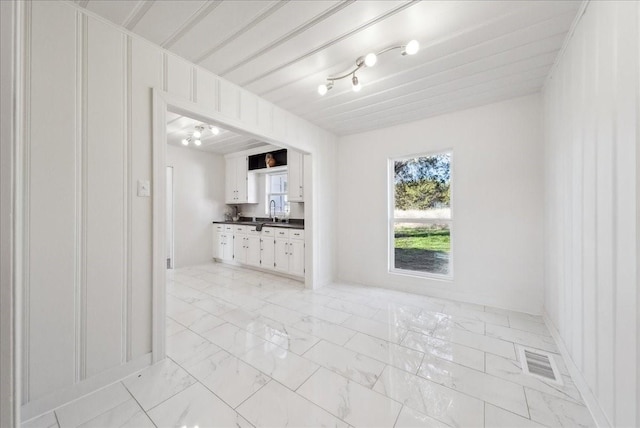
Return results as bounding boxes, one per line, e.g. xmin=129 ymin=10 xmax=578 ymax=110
xmin=352 ymin=75 xmax=361 ymax=92
xmin=181 ymin=138 xmax=189 ymax=146
xmin=404 ymin=39 xmax=419 ymax=55
xmin=318 ymin=84 xmax=328 ymax=96
xmin=364 ymin=52 xmax=377 ymax=67
xmin=194 ymin=139 xmax=201 ymax=146
xmin=193 ymin=129 xmax=201 ymax=138
xmin=209 ymin=126 xmax=219 ymax=135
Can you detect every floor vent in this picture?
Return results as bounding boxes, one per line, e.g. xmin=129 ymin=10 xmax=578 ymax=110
xmin=518 ymin=346 xmax=563 ymax=385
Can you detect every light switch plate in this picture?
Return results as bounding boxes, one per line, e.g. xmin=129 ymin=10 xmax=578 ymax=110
xmin=137 ymin=180 xmax=151 ymax=197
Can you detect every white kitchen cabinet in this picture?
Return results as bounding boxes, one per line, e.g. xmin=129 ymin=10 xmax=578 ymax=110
xmin=287 ymin=150 xmax=304 ymax=202
xmin=274 ymin=237 xmax=289 ymax=273
xmin=246 ymin=227 xmax=261 ymax=267
xmin=288 ymin=231 xmax=305 ymax=276
xmin=213 ymin=224 xmax=233 ymax=262
xmin=225 ymin=156 xmax=257 ymax=203
xmin=261 ymin=228 xmax=275 ymax=270
xmin=233 ymin=225 xmax=247 ymax=263
xmin=274 ymin=228 xmax=290 ymax=273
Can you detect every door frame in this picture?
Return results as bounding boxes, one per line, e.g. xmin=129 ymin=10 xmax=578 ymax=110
xmin=151 ymin=89 xmax=313 ymax=362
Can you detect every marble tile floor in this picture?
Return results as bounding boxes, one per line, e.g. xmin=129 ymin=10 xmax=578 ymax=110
xmin=23 ymin=262 xmax=595 ymax=428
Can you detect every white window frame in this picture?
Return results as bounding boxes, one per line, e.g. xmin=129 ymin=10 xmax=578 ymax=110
xmin=265 ymin=172 xmax=289 ymax=216
xmin=388 ymin=150 xmax=453 ymax=280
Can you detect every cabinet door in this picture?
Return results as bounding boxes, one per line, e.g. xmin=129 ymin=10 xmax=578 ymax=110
xmin=246 ymin=235 xmax=261 ymax=267
xmin=288 ymin=239 xmax=305 ymax=276
xmin=225 ymin=158 xmax=237 ymax=203
xmin=287 ymin=150 xmax=304 ymax=202
xmin=234 ymin=234 xmax=246 ymax=263
xmin=221 ymin=234 xmax=233 ymax=261
xmin=213 ymin=231 xmax=223 ymax=259
xmin=235 ymin=156 xmax=248 ymax=203
xmin=274 ymin=238 xmax=289 ymax=272
xmin=260 ymin=236 xmax=275 ymax=270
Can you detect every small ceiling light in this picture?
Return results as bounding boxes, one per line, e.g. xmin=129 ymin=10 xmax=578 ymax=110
xmin=194 ymin=139 xmax=201 ymax=146
xmin=193 ymin=129 xmax=201 ymax=138
xmin=181 ymin=138 xmax=189 ymax=146
xmin=318 ymin=81 xmax=334 ymax=96
xmin=209 ymin=125 xmax=219 ymax=135
xmin=364 ymin=52 xmax=377 ymax=67
xmin=351 ymin=75 xmax=361 ymax=92
xmin=403 ymin=39 xmax=420 ymax=56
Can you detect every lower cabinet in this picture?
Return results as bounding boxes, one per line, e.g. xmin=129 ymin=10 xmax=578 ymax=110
xmin=213 ymin=223 xmax=304 ymax=277
xmin=246 ymin=234 xmax=261 ymax=267
xmin=212 ymin=224 xmax=233 ymax=261
xmin=260 ymin=228 xmax=275 ymax=269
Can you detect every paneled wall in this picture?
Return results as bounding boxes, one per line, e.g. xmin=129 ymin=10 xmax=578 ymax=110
xmin=20 ymin=0 xmax=337 ymax=417
xmin=542 ymin=1 xmax=638 ymax=426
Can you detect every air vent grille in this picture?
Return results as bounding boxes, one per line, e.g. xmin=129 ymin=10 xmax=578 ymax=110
xmin=518 ymin=346 xmax=563 ymax=385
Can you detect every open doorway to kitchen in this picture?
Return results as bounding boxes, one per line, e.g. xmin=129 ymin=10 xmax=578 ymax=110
xmin=152 ymin=90 xmax=312 ymax=362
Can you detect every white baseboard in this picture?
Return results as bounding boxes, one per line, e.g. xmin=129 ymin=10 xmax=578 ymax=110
xmin=543 ymin=312 xmax=611 ymax=427
xmin=20 ymin=352 xmax=152 ymax=422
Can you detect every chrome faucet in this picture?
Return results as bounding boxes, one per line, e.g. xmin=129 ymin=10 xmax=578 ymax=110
xmin=269 ymin=199 xmax=276 ymax=222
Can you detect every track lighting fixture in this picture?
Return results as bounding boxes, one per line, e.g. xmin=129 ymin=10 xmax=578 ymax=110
xmin=181 ymin=124 xmax=219 ymax=146
xmin=317 ymin=39 xmax=419 ymax=96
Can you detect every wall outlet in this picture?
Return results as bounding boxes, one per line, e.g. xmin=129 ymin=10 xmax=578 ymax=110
xmin=137 ymin=179 xmax=151 ymax=197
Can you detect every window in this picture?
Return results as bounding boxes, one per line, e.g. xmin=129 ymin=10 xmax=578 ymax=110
xmin=266 ymin=172 xmax=289 ymax=216
xmin=390 ymin=152 xmax=452 ymax=277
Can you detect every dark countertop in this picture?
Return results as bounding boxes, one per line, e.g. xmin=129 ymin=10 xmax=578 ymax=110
xmin=213 ymin=218 xmax=304 ymax=230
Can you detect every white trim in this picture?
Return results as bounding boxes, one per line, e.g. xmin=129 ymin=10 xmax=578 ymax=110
xmin=20 ymin=352 xmax=152 ymax=422
xmin=151 ymin=90 xmax=167 ymax=364
xmin=543 ymin=311 xmax=612 ymax=427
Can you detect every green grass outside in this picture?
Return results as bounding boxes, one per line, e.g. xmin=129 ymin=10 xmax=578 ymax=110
xmin=394 ymin=226 xmax=450 ymax=253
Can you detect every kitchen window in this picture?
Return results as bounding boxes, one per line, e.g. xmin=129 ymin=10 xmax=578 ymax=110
xmin=266 ymin=172 xmax=289 ymax=216
xmin=389 ymin=151 xmax=452 ymax=278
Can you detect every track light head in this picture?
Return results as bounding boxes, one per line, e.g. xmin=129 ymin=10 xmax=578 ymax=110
xmin=194 ymin=139 xmax=201 ymax=146
xmin=318 ymin=81 xmax=333 ymax=96
xmin=209 ymin=125 xmax=219 ymax=135
xmin=351 ymin=75 xmax=361 ymax=92
xmin=364 ymin=52 xmax=377 ymax=67
xmin=402 ymin=39 xmax=419 ymax=56
xmin=181 ymin=138 xmax=189 ymax=146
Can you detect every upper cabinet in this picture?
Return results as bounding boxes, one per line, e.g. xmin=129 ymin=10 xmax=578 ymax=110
xmin=225 ymin=156 xmax=257 ymax=204
xmin=288 ymin=150 xmax=304 ymax=202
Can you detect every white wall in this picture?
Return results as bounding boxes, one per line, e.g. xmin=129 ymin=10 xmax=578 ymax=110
xmin=543 ymin=2 xmax=639 ymax=426
xmin=337 ymin=94 xmax=544 ymax=314
xmin=17 ymin=0 xmax=337 ymax=418
xmin=166 ymin=146 xmax=225 ymax=268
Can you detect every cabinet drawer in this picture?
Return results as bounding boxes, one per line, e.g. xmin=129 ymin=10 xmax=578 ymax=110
xmin=234 ymin=225 xmax=247 ymax=234
xmin=247 ymin=226 xmax=260 ymax=235
xmin=224 ymin=225 xmax=234 ymax=232
xmin=214 ymin=224 xmax=224 ymax=232
xmin=262 ymin=227 xmax=276 ymax=236
xmin=274 ymin=228 xmax=289 ymax=239
xmin=290 ymin=229 xmax=305 ymax=240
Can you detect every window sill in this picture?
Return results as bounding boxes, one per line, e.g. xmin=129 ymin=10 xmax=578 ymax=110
xmin=389 ymin=268 xmax=453 ymax=282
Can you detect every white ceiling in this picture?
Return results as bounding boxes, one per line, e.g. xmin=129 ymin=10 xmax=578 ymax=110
xmin=166 ymin=111 xmax=269 ymax=154
xmin=79 ymin=0 xmax=581 ymax=136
